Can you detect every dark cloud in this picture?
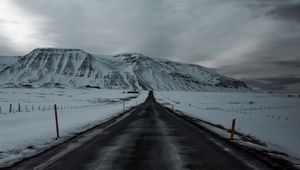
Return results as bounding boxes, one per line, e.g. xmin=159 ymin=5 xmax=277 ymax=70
xmin=218 ymin=57 xmax=300 ymax=79
xmin=271 ymin=60 xmax=300 ymax=68
xmin=242 ymin=77 xmax=300 ymax=92
xmin=263 ymin=77 xmax=300 ymax=85
xmin=268 ymin=3 xmax=300 ymax=22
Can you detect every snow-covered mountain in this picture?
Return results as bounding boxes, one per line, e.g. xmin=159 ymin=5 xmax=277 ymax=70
xmin=0 ymin=48 xmax=250 ymax=91
xmin=0 ymin=56 xmax=20 ymax=72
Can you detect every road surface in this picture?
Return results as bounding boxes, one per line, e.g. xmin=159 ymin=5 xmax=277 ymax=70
xmin=13 ymin=91 xmax=269 ymax=170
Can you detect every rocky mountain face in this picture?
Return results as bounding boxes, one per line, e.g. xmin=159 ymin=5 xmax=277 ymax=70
xmin=0 ymin=48 xmax=250 ymax=91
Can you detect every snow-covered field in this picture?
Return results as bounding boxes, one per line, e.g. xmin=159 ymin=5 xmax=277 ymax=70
xmin=155 ymin=91 xmax=300 ymax=163
xmin=0 ymin=88 xmax=148 ymax=167
xmin=1 ymin=89 xmax=299 ymax=167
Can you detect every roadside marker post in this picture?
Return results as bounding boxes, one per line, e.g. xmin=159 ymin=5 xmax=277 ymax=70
xmin=230 ymin=118 xmax=236 ymax=140
xmin=9 ymin=104 xmax=12 ymax=113
xmin=54 ymin=104 xmax=60 ymax=139
xmin=18 ymin=103 xmax=21 ymax=112
xmin=123 ymin=99 xmax=125 ymax=111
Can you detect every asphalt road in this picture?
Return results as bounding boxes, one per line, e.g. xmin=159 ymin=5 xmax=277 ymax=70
xmin=13 ymin=91 xmax=270 ymax=170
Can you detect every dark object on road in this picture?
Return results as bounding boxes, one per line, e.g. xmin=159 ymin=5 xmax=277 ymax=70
xmin=127 ymin=90 xmax=139 ymax=94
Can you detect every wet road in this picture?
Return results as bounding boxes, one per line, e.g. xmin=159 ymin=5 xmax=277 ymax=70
xmin=42 ymin=91 xmax=267 ymax=170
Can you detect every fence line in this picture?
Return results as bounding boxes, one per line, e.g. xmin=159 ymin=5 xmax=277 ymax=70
xmin=0 ymin=103 xmax=105 ymax=114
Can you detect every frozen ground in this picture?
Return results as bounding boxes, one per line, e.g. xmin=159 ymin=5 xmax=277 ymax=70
xmin=155 ymin=91 xmax=300 ymax=165
xmin=0 ymin=88 xmax=148 ymax=167
xmin=1 ymin=89 xmax=299 ymax=168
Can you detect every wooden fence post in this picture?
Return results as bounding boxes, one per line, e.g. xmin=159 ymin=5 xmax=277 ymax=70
xmin=18 ymin=103 xmax=21 ymax=112
xmin=54 ymin=104 xmax=60 ymax=139
xmin=123 ymin=99 xmax=125 ymax=111
xmin=230 ymin=118 xmax=236 ymax=140
xmin=9 ymin=104 xmax=12 ymax=113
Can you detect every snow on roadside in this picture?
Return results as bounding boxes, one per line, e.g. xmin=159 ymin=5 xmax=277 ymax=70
xmin=0 ymin=88 xmax=148 ymax=167
xmin=155 ymin=91 xmax=300 ymax=165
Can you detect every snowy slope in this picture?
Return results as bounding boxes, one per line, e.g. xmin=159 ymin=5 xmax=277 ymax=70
xmin=0 ymin=48 xmax=250 ymax=91
xmin=113 ymin=53 xmax=249 ymax=91
xmin=0 ymin=56 xmax=20 ymax=71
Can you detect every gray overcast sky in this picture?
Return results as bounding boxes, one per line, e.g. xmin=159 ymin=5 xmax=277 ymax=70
xmin=0 ymin=0 xmax=300 ymax=92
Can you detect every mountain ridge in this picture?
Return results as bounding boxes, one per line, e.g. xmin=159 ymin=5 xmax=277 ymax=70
xmin=0 ymin=48 xmax=250 ymax=91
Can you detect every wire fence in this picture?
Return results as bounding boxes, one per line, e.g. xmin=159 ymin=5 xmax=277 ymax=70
xmin=0 ymin=103 xmax=104 ymax=114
